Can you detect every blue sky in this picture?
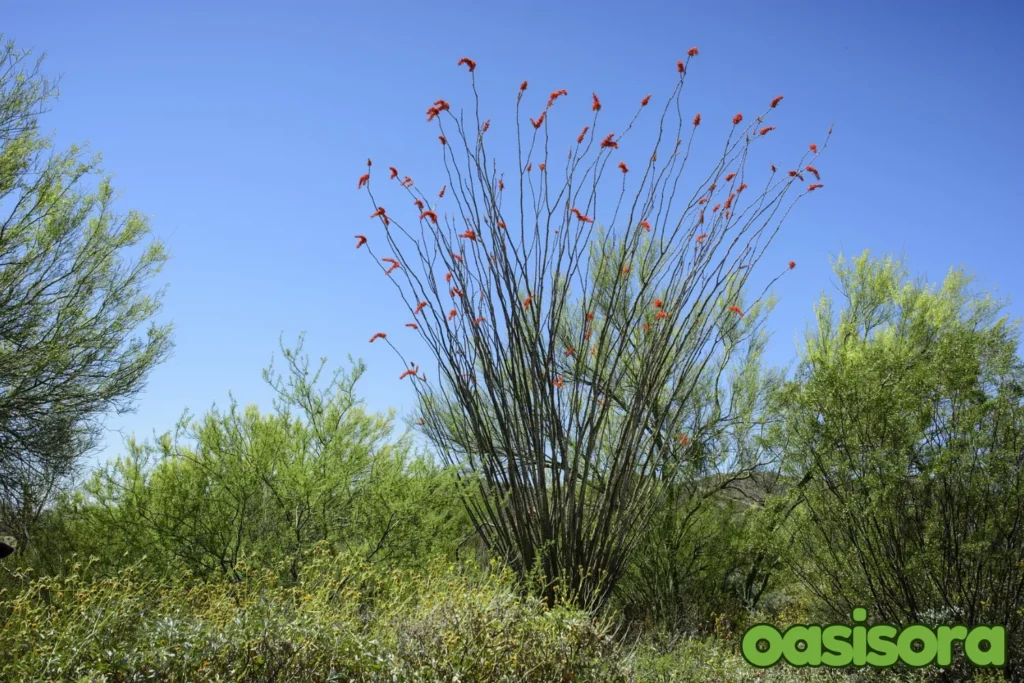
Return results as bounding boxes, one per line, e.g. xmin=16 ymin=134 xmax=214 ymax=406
xmin=4 ymin=0 xmax=1023 ymax=467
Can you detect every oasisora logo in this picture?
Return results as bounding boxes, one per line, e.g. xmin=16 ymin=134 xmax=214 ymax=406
xmin=742 ymin=609 xmax=1004 ymax=669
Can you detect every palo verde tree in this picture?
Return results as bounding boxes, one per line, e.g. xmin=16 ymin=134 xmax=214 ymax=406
xmin=0 ymin=37 xmax=172 ymax=553
xmin=352 ymin=51 xmax=828 ymax=608
xmin=771 ymin=253 xmax=1024 ymax=674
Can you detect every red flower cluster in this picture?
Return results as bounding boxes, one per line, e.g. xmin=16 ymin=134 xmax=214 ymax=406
xmin=369 ymin=332 xmax=386 ymax=343
xmin=693 ymin=113 xmax=701 ymax=126
xmin=733 ymin=113 xmax=743 ymax=125
xmin=457 ymin=57 xmax=476 ymax=72
xmin=618 ymin=161 xmax=629 ymax=173
xmin=530 ymin=111 xmax=546 ymax=129
xmin=600 ymin=133 xmax=618 ymax=149
xmin=357 ymin=173 xmax=369 ymax=189
xmin=571 ymin=207 xmax=594 ymax=223
xmin=547 ymin=89 xmax=568 ymax=107
xmin=759 ymin=126 xmax=776 ymax=135
xmin=577 ymin=126 xmax=589 ymax=144
xmin=592 ymin=92 xmax=601 ymax=111
xmin=354 ymin=235 xmax=367 ymax=248
xmin=808 ymin=183 xmax=824 ymax=191
xmin=641 ymin=94 xmax=651 ymax=106
xmin=420 ymin=210 xmax=438 ymax=224
xmin=771 ymin=95 xmax=784 ymax=108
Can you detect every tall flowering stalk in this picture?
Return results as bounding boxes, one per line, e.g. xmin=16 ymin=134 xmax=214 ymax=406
xmin=353 ymin=52 xmax=828 ymax=608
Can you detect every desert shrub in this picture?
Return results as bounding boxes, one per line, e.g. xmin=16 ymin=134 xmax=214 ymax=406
xmin=0 ymin=547 xmax=627 ymax=682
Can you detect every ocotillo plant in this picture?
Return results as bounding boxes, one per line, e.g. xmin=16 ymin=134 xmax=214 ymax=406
xmin=353 ymin=51 xmax=828 ymax=609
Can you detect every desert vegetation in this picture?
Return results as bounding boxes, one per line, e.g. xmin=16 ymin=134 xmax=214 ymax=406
xmin=0 ymin=34 xmax=1021 ymax=682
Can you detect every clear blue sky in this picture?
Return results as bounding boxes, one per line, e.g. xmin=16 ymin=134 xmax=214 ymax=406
xmin=4 ymin=0 xmax=1023 ymax=467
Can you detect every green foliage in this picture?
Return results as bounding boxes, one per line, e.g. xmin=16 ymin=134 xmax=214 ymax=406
xmin=0 ymin=36 xmax=172 ymax=553
xmin=0 ymin=550 xmax=628 ymax=682
xmin=770 ymin=251 xmax=1024 ymax=674
xmin=39 ymin=339 xmax=472 ymax=582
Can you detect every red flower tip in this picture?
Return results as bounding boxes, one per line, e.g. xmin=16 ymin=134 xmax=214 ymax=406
xmin=653 ymin=298 xmax=663 ymax=308
xmin=355 ymin=235 xmax=367 ymax=248
xmin=695 ymin=233 xmax=708 ymax=242
xmin=520 ymin=80 xmax=528 ymax=91
xmin=725 ymin=172 xmax=737 ymax=182
xmin=498 ymin=179 xmax=505 ymax=191
xmin=414 ymin=199 xmax=425 ymax=210
xmin=439 ymin=135 xmax=447 ymax=145
xmin=459 ymin=229 xmax=477 ymax=241
xmin=759 ymin=126 xmax=776 ymax=135
xmin=457 ymin=57 xmax=477 ymax=72
xmin=805 ymin=164 xmax=820 ymax=180
xmin=600 ymin=133 xmax=618 ymax=149
xmin=698 ymin=197 xmax=708 ymax=205
xmin=451 ymin=252 xmax=463 ymax=263
xmin=414 ymin=301 xmax=428 ymax=315
xmin=450 ymin=287 xmax=463 ymax=298
xmin=448 ymin=309 xmax=457 ymax=321
xmin=357 ymin=173 xmax=370 ymax=189
xmin=571 ymin=207 xmax=594 ymax=223
xmin=546 ymin=88 xmax=568 ymax=107
xmin=808 ymin=183 xmax=824 ymax=191
xmin=445 ymin=272 xmax=452 ymax=283
xmin=389 ymin=167 xmax=399 ymax=179
xmin=405 ymin=322 xmax=418 ymax=329
xmin=788 ymin=260 xmax=796 ymax=269
xmin=366 ymin=158 xmax=372 ymax=167
xmin=738 ymin=183 xmax=748 ymax=193
xmin=622 ymin=265 xmax=631 ymax=274
xmin=481 ymin=119 xmax=491 ymax=132
xmin=641 ymin=94 xmax=651 ymax=106
xmin=640 ymin=220 xmax=651 ymax=231
xmin=439 ymin=184 xmax=446 ymax=198
xmin=497 ymin=220 xmax=506 ymax=228
xmin=688 ymin=46 xmax=699 ymax=57
xmin=552 ymin=375 xmax=564 ymax=389
xmin=401 ymin=176 xmax=414 ymax=188
xmin=770 ymin=164 xmax=777 ymax=172
xmin=433 ymin=99 xmax=451 ymax=111
xmin=370 ymin=207 xmax=386 ymax=218
xmin=728 ymin=305 xmax=744 ymax=317
xmin=577 ymin=125 xmax=589 ymax=144
xmin=426 ymin=106 xmax=440 ymax=122
xmin=712 ymin=203 xmax=721 ymax=213
xmin=538 ymin=163 xmax=546 ymax=171
xmin=655 ymin=310 xmax=668 ymax=320
xmin=585 ymin=312 xmax=595 ymax=321
xmin=420 ymin=210 xmax=439 ymax=224
xmin=618 ymin=161 xmax=629 ymax=173
xmin=565 ymin=347 xmax=575 ymax=356
xmin=677 ymin=433 xmax=690 ymax=446
xmin=677 ymin=60 xmax=685 ymax=73
xmin=473 ymin=316 xmax=486 ymax=325
xmin=693 ymin=113 xmax=701 ymax=126
xmin=770 ymin=95 xmax=784 ymax=108
xmin=369 ymin=332 xmax=387 ymax=343
xmin=523 ymin=295 xmax=534 ymax=309
xmin=530 ymin=111 xmax=546 ymax=129
xmin=809 ymin=143 xmax=818 ymax=153
xmin=642 ymin=322 xmax=650 ymax=332
xmin=592 ymin=92 xmax=601 ymax=111
xmin=526 ymin=162 xmax=532 ymax=172
xmin=732 ymin=113 xmax=743 ymax=125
